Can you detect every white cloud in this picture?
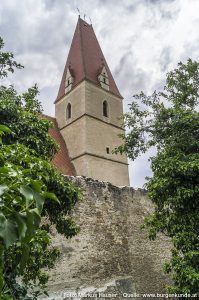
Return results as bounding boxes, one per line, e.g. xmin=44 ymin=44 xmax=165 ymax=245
xmin=1 ymin=0 xmax=199 ymax=187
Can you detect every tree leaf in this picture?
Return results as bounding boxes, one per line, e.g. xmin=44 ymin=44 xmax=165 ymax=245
xmin=0 ymin=213 xmax=18 ymax=248
xmin=20 ymin=186 xmax=33 ymax=208
xmin=0 ymin=167 xmax=10 ymax=174
xmin=30 ymin=180 xmax=43 ymax=193
xmin=23 ymin=211 xmax=34 ymax=243
xmin=32 ymin=189 xmax=44 ymax=214
xmin=43 ymin=192 xmax=60 ymax=205
xmin=14 ymin=212 xmax=27 ymax=241
xmin=0 ymin=125 xmax=11 ymax=133
xmin=30 ymin=208 xmax=41 ymax=227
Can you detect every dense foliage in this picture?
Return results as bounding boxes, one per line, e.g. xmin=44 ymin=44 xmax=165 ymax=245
xmin=0 ymin=38 xmax=80 ymax=299
xmin=115 ymin=59 xmax=199 ymax=294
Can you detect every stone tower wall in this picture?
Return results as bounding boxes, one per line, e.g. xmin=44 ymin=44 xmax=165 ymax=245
xmin=44 ymin=176 xmax=171 ymax=300
xmin=55 ymin=81 xmax=129 ymax=186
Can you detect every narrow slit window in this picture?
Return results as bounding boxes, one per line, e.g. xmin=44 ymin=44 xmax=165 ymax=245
xmin=103 ymin=101 xmax=108 ymax=117
xmin=106 ymin=147 xmax=110 ymax=154
xmin=67 ymin=103 xmax=71 ymax=119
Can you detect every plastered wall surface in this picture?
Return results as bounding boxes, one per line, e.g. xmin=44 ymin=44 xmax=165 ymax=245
xmin=55 ymin=81 xmax=129 ymax=186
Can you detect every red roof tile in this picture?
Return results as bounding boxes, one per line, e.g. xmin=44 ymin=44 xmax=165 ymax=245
xmin=43 ymin=115 xmax=76 ymax=176
xmin=55 ymin=17 xmax=122 ymax=103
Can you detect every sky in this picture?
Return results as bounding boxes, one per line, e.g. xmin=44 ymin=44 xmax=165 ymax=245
xmin=1 ymin=0 xmax=199 ymax=188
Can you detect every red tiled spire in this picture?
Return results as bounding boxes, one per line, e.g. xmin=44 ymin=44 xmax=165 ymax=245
xmin=55 ymin=17 xmax=122 ymax=103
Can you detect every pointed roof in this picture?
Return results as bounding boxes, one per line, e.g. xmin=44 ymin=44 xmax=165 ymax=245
xmin=55 ymin=17 xmax=122 ymax=103
xmin=42 ymin=115 xmax=76 ymax=176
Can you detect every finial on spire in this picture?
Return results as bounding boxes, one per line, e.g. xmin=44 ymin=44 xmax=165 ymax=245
xmin=76 ymin=7 xmax=80 ymax=17
xmin=84 ymin=14 xmax=86 ymax=21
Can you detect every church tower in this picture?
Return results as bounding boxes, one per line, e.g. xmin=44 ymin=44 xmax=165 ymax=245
xmin=55 ymin=17 xmax=129 ymax=186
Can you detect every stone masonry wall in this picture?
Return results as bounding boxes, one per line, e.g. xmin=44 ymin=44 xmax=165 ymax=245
xmin=41 ymin=176 xmax=171 ymax=300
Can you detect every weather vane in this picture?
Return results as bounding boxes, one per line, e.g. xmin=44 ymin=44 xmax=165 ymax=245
xmin=76 ymin=7 xmax=80 ymax=17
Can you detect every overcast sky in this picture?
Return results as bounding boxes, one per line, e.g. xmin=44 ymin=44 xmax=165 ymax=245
xmin=1 ymin=0 xmax=199 ymax=187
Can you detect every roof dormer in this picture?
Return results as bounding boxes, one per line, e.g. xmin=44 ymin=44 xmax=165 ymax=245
xmin=65 ymin=67 xmax=74 ymax=94
xmin=98 ymin=66 xmax=109 ymax=91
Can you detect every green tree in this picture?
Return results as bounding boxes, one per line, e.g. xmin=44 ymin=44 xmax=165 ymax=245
xmin=115 ymin=59 xmax=199 ymax=294
xmin=0 ymin=37 xmax=23 ymax=78
xmin=0 ymin=38 xmax=80 ymax=299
